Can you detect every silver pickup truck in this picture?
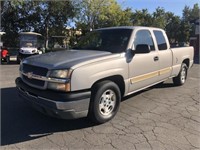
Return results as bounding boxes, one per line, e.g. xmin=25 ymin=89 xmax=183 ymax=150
xmin=16 ymin=26 xmax=194 ymax=124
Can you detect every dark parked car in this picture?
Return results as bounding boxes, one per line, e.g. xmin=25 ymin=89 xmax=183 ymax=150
xmin=1 ymin=47 xmax=10 ymax=64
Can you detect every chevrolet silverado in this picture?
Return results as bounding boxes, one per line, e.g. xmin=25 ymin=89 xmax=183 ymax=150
xmin=16 ymin=26 xmax=194 ymax=124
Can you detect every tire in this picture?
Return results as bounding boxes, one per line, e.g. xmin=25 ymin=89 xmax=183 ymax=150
xmin=17 ymin=57 xmax=21 ymax=64
xmin=6 ymin=56 xmax=10 ymax=64
xmin=88 ymin=81 xmax=121 ymax=124
xmin=173 ymin=63 xmax=188 ymax=86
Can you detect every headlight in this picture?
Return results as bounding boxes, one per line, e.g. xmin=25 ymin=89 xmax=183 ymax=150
xmin=47 ymin=69 xmax=72 ymax=91
xmin=32 ymin=50 xmax=36 ymax=53
xmin=20 ymin=48 xmax=24 ymax=53
xmin=49 ymin=69 xmax=72 ymax=79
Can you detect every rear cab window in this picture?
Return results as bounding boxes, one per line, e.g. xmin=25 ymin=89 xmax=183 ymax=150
xmin=153 ymin=30 xmax=168 ymax=50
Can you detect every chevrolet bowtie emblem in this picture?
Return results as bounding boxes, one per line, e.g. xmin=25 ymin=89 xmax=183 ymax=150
xmin=27 ymin=72 xmax=33 ymax=79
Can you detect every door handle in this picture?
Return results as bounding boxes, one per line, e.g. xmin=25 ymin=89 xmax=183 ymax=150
xmin=154 ymin=56 xmax=159 ymax=61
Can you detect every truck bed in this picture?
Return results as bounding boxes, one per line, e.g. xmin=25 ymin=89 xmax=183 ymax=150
xmin=171 ymin=46 xmax=194 ymax=76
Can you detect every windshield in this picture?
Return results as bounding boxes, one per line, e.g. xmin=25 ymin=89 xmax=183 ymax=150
xmin=73 ymin=29 xmax=132 ymax=53
xmin=20 ymin=34 xmax=43 ymax=48
xmin=20 ymin=41 xmax=37 ymax=48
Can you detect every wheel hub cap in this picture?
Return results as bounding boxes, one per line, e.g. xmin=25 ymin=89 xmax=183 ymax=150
xmin=181 ymin=67 xmax=186 ymax=83
xmin=99 ymin=89 xmax=116 ymax=116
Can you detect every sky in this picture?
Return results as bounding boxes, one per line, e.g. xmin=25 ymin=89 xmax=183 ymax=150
xmin=117 ymin=0 xmax=199 ymax=17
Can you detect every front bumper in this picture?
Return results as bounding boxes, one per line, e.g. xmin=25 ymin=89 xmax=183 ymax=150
xmin=15 ymin=77 xmax=91 ymax=119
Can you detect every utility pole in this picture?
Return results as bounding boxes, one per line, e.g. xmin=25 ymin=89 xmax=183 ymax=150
xmin=45 ymin=17 xmax=49 ymax=50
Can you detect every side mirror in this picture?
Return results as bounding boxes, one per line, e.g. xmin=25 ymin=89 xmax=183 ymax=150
xmin=126 ymin=48 xmax=135 ymax=63
xmin=135 ymin=44 xmax=151 ymax=54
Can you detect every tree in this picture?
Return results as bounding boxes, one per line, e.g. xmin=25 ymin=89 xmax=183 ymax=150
xmin=189 ymin=3 xmax=199 ymax=36
xmin=152 ymin=7 xmax=166 ymax=29
xmin=165 ymin=12 xmax=181 ymax=43
xmin=182 ymin=6 xmax=191 ymax=22
xmin=33 ymin=1 xmax=75 ymax=48
xmin=75 ymin=0 xmax=132 ymax=32
xmin=97 ymin=1 xmax=133 ymax=27
xmin=131 ymin=7 xmax=168 ymax=28
xmin=178 ymin=20 xmax=190 ymax=43
xmin=2 ymin=0 xmax=198 ymax=47
xmin=1 ymin=0 xmax=22 ymax=47
xmin=1 ymin=0 xmax=75 ymax=48
xmin=182 ymin=3 xmax=199 ymax=40
xmin=74 ymin=0 xmax=107 ymax=31
xmin=119 ymin=8 xmax=133 ymax=26
xmin=131 ymin=9 xmax=153 ymax=26
xmin=190 ymin=3 xmax=199 ymax=21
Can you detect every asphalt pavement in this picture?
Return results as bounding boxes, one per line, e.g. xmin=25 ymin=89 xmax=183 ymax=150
xmin=1 ymin=62 xmax=200 ymax=150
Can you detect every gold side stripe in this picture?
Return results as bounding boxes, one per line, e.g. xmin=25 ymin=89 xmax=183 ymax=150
xmin=159 ymin=67 xmax=172 ymax=75
xmin=130 ymin=71 xmax=159 ymax=84
xmin=130 ymin=67 xmax=172 ymax=84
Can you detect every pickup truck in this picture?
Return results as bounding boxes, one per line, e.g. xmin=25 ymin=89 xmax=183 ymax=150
xmin=16 ymin=26 xmax=194 ymax=124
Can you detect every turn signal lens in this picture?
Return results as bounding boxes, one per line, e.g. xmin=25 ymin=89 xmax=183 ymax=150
xmin=47 ymin=82 xmax=71 ymax=92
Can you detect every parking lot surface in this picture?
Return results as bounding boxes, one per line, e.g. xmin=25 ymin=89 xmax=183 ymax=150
xmin=1 ymin=63 xmax=200 ymax=150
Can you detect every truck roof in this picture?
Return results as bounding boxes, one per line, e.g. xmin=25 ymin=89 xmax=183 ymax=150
xmin=96 ymin=26 xmax=164 ymax=31
xmin=19 ymin=32 xmax=42 ymax=36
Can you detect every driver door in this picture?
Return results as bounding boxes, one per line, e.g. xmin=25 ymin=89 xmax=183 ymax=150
xmin=128 ymin=29 xmax=159 ymax=93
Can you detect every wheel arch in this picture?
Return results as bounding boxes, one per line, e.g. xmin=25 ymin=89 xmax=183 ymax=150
xmin=182 ymin=58 xmax=189 ymax=68
xmin=91 ymin=75 xmax=125 ymax=97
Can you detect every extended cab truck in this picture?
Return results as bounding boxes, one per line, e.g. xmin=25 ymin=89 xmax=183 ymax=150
xmin=15 ymin=26 xmax=194 ymax=124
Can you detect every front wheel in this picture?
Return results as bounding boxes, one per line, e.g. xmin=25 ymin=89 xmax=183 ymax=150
xmin=17 ymin=56 xmax=22 ymax=64
xmin=88 ymin=81 xmax=121 ymax=124
xmin=173 ymin=63 xmax=188 ymax=86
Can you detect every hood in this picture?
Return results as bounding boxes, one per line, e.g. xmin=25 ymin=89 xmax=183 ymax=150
xmin=23 ymin=50 xmax=113 ymax=70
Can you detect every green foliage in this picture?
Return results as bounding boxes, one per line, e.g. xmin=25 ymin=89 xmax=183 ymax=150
xmin=190 ymin=3 xmax=199 ymax=20
xmin=1 ymin=0 xmax=199 ymax=47
xmin=1 ymin=0 xmax=75 ymax=47
xmin=179 ymin=21 xmax=191 ymax=43
xmin=165 ymin=13 xmax=181 ymax=43
xmin=75 ymin=0 xmax=132 ymax=31
xmin=152 ymin=7 xmax=167 ymax=29
xmin=181 ymin=3 xmax=199 ymax=42
xmin=131 ymin=4 xmax=199 ymax=43
xmin=132 ymin=9 xmax=153 ymax=26
xmin=1 ymin=1 xmax=20 ymax=47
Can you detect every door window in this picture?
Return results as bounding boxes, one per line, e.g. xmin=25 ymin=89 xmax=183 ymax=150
xmin=133 ymin=30 xmax=155 ymax=51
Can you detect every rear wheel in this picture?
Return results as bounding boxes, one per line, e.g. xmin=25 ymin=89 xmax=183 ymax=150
xmin=88 ymin=81 xmax=121 ymax=124
xmin=173 ymin=63 xmax=188 ymax=86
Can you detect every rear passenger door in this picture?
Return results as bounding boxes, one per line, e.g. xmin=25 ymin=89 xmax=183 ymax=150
xmin=153 ymin=30 xmax=173 ymax=81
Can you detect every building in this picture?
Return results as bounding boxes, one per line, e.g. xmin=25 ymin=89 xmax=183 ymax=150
xmin=190 ymin=19 xmax=200 ymax=61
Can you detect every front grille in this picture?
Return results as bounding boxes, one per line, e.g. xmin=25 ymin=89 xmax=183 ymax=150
xmin=22 ymin=64 xmax=48 ymax=88
xmin=23 ymin=75 xmax=45 ymax=87
xmin=23 ymin=64 xmax=48 ymax=76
